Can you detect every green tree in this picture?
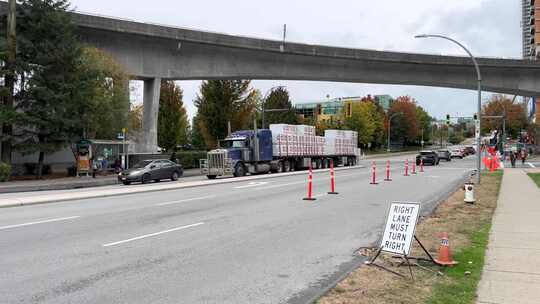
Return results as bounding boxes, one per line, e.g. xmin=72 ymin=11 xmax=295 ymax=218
xmin=195 ymin=80 xmax=257 ymax=149
xmin=263 ymin=87 xmax=297 ymax=126
xmin=76 ymin=47 xmax=129 ymax=139
xmin=345 ymin=102 xmax=376 ymax=147
xmin=157 ymin=81 xmax=189 ymax=151
xmin=415 ymin=105 xmax=432 ymax=143
xmin=371 ymin=101 xmax=385 ymax=147
xmin=11 ymin=0 xmax=83 ymax=178
xmin=190 ymin=115 xmax=206 ymax=150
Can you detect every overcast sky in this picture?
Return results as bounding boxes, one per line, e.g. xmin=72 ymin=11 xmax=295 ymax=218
xmin=69 ymin=0 xmax=522 ymax=120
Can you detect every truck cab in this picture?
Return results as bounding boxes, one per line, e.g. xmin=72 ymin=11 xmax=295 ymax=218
xmin=200 ymin=129 xmax=274 ymax=179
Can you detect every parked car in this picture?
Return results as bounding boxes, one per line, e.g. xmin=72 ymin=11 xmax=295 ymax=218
xmin=437 ymin=149 xmax=451 ymax=161
xmin=464 ymin=146 xmax=476 ymax=155
xmin=450 ymin=148 xmax=464 ymax=159
xmin=118 ymin=159 xmax=183 ymax=185
xmin=416 ymin=150 xmax=439 ymax=166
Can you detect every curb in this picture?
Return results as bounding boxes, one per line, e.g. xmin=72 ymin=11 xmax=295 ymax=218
xmin=0 ymin=165 xmax=366 ymax=208
xmin=0 ymin=170 xmax=203 ymax=194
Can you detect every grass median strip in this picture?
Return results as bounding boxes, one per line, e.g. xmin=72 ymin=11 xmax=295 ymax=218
xmin=318 ymin=171 xmax=503 ymax=304
xmin=528 ymin=173 xmax=540 ymax=188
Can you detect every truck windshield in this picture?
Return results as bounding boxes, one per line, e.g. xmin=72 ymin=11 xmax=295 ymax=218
xmin=221 ymin=140 xmax=247 ymax=148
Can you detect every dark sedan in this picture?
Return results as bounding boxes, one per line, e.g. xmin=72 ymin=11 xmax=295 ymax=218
xmin=416 ymin=150 xmax=439 ymax=166
xmin=118 ymin=159 xmax=183 ymax=185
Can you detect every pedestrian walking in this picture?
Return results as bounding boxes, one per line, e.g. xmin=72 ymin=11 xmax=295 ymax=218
xmin=521 ymin=149 xmax=527 ymax=165
xmin=91 ymin=157 xmax=97 ymax=178
xmin=114 ymin=158 xmax=122 ymax=174
xmin=170 ymin=151 xmax=178 ymax=164
xmin=510 ymin=151 xmax=516 ymax=168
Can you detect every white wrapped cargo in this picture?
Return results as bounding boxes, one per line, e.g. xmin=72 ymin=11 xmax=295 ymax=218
xmin=297 ymin=125 xmax=316 ymax=136
xmin=324 ymin=129 xmax=358 ymax=156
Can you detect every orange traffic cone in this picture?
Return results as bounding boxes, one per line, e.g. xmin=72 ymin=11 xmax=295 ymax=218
xmin=434 ymin=232 xmax=458 ymax=266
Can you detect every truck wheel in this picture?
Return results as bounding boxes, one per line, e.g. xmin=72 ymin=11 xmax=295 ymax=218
xmin=276 ymin=161 xmax=283 ymax=173
xmin=234 ymin=164 xmax=246 ymax=177
xmin=207 ymin=175 xmax=217 ymax=179
xmin=283 ymin=160 xmax=291 ymax=172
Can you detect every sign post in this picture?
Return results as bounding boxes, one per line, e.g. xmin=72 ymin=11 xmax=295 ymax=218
xmin=365 ymin=202 xmax=438 ymax=280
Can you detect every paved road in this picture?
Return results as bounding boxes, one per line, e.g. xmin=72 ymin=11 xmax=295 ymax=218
xmin=0 ymin=156 xmax=475 ymax=304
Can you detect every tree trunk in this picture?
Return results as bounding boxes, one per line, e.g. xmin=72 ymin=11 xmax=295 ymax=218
xmin=1 ymin=0 xmax=16 ymax=164
xmin=37 ymin=151 xmax=45 ymax=180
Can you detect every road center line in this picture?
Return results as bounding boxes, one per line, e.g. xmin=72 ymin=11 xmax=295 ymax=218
xmin=0 ymin=216 xmax=81 ymax=231
xmin=156 ymin=195 xmax=216 ymax=206
xmin=102 ymin=222 xmax=204 ymax=247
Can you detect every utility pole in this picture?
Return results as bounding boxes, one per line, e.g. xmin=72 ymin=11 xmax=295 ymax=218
xmin=1 ymin=0 xmax=16 ymax=163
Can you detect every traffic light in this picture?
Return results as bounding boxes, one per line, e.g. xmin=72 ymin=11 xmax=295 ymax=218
xmin=473 ymin=113 xmax=478 ymax=120
xmin=446 ymin=114 xmax=450 ymax=125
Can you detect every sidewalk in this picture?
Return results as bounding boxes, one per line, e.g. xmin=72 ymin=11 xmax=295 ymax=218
xmin=477 ymin=168 xmax=540 ymax=304
xmin=0 ymin=168 xmax=202 ymax=194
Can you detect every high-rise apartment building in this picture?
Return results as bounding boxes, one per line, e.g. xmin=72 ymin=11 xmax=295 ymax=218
xmin=522 ymin=0 xmax=540 ymax=124
xmin=522 ymin=0 xmax=536 ymax=58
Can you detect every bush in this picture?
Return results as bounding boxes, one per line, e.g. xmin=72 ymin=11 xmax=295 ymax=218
xmin=175 ymin=151 xmax=207 ymax=169
xmin=0 ymin=162 xmax=11 ymax=182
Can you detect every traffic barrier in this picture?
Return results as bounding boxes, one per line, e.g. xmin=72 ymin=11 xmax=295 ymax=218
xmin=404 ymin=159 xmax=410 ymax=176
xmin=303 ymin=165 xmax=316 ymax=201
xmin=328 ymin=159 xmax=339 ymax=194
xmin=434 ymin=232 xmax=458 ymax=266
xmin=370 ymin=161 xmax=378 ymax=185
xmin=411 ymin=160 xmax=417 ymax=174
xmin=420 ymin=159 xmax=424 ymax=172
xmin=384 ymin=160 xmax=392 ymax=181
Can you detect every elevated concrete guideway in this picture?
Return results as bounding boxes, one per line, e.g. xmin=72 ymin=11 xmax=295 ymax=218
xmin=71 ymin=12 xmax=540 ymax=96
xmin=3 ymin=2 xmax=540 ymax=152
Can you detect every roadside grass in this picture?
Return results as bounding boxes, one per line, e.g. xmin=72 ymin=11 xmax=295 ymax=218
xmin=527 ymin=173 xmax=540 ymax=188
xmin=426 ymin=222 xmax=490 ymax=304
xmin=318 ymin=170 xmax=503 ymax=304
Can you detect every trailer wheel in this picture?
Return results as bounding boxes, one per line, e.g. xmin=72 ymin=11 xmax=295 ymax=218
xmin=283 ymin=160 xmax=291 ymax=172
xmin=276 ymin=161 xmax=283 ymax=173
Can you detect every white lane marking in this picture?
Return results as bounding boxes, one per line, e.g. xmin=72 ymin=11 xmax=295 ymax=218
xmin=102 ymin=222 xmax=204 ymax=247
xmin=312 ymin=193 xmax=328 ymax=199
xmin=155 ymin=195 xmax=215 ymax=206
xmin=527 ymin=162 xmax=535 ymax=168
xmin=249 ymin=181 xmax=305 ymax=191
xmin=0 ymin=216 xmax=81 ymax=231
xmin=234 ymin=182 xmax=269 ymax=189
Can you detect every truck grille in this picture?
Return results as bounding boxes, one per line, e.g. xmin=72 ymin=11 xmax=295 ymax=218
xmin=208 ymin=151 xmax=225 ymax=168
xmin=202 ymin=150 xmax=233 ymax=176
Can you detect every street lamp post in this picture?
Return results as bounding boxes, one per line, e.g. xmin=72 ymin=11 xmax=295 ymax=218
xmin=387 ymin=112 xmax=403 ymax=153
xmin=415 ymin=34 xmax=482 ymax=184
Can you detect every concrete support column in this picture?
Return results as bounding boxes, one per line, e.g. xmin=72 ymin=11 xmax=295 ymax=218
xmin=142 ymin=78 xmax=161 ymax=153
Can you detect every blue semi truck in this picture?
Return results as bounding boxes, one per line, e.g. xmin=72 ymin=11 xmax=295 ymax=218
xmin=200 ymin=125 xmax=359 ymax=179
